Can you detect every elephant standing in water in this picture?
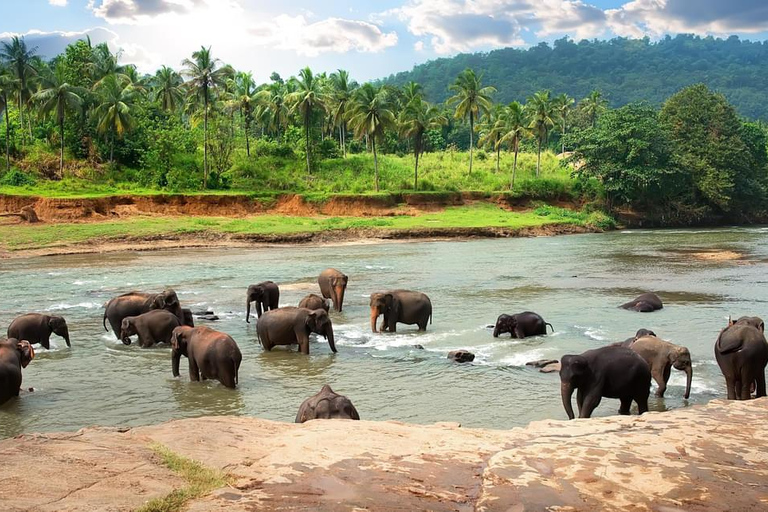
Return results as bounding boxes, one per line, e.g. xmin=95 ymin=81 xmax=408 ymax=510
xmin=319 ymin=269 xmax=348 ymax=312
xmin=629 ymin=335 xmax=692 ymax=398
xmin=369 ymin=290 xmax=432 ymax=333
xmin=120 ymin=310 xmax=182 ymax=348
xmin=715 ymin=316 xmax=767 ymax=400
xmin=493 ymin=312 xmax=553 ymax=338
xmin=299 ymin=293 xmax=329 ymax=312
xmin=245 ymin=281 xmax=280 ymax=322
xmin=0 ymin=339 xmax=35 ymax=405
xmin=619 ymin=328 xmax=657 ymax=347
xmin=295 ymin=384 xmax=360 ymax=423
xmin=7 ymin=314 xmax=71 ymax=349
xmin=257 ymin=307 xmax=336 ymax=355
xmin=171 ymin=326 xmax=242 ymax=389
xmin=560 ymin=345 xmax=651 ymax=419
xmin=621 ymin=293 xmax=663 ymax=312
xmin=104 ymin=289 xmax=184 ymax=339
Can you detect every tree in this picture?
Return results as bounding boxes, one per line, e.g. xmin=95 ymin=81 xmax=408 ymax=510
xmin=581 ymin=90 xmax=607 ymax=128
xmin=89 ymin=43 xmax=127 ymax=86
xmin=478 ymin=105 xmax=506 ymax=173
xmin=348 ymin=83 xmax=396 ymax=192
xmin=447 ymin=69 xmax=495 ymax=174
xmin=329 ymin=69 xmax=356 ymax=158
xmin=232 ymin=71 xmax=256 ymax=157
xmin=94 ymin=74 xmax=137 ymax=163
xmin=400 ymin=97 xmax=447 ymax=189
xmin=32 ymin=62 xmax=84 ymax=176
xmin=499 ymin=101 xmax=527 ymax=188
xmin=0 ymin=36 xmax=37 ymax=146
xmin=152 ymin=66 xmax=184 ymax=113
xmin=256 ymin=82 xmax=288 ymax=139
xmin=0 ymin=66 xmax=16 ymax=172
xmin=182 ymin=46 xmax=228 ymax=187
xmin=554 ymin=93 xmax=574 ymax=154
xmin=526 ymin=90 xmax=555 ymax=177
xmin=286 ymin=67 xmax=326 ymax=174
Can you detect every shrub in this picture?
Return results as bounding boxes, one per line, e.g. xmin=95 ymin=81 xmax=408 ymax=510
xmin=0 ymin=168 xmax=37 ymax=187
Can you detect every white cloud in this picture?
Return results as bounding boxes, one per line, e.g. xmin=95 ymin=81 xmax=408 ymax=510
xmin=414 ymin=40 xmax=424 ymax=51
xmin=89 ymin=0 xmax=206 ymax=25
xmin=49 ymin=0 xmax=68 ymax=6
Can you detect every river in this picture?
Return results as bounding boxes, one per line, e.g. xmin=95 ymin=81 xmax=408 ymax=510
xmin=1 ymin=227 xmax=767 ymax=438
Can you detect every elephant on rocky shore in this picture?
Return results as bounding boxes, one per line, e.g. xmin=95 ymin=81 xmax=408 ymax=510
xmin=171 ymin=326 xmax=242 ymax=389
xmin=0 ymin=339 xmax=35 ymax=405
xmin=319 ymin=269 xmax=348 ymax=312
xmin=715 ymin=316 xmax=768 ymax=400
xmin=629 ymin=335 xmax=692 ymax=399
xmin=257 ymin=307 xmax=336 ymax=355
xmin=295 ymin=384 xmax=360 ymax=423
xmin=245 ymin=281 xmax=280 ymax=322
xmin=493 ymin=312 xmax=553 ymax=338
xmin=120 ymin=310 xmax=182 ymax=348
xmin=7 ymin=314 xmax=71 ymax=349
xmin=620 ymin=293 xmax=663 ymax=313
xmin=299 ymin=294 xmax=329 ymax=312
xmin=369 ymin=290 xmax=432 ymax=333
xmin=104 ymin=289 xmax=184 ymax=339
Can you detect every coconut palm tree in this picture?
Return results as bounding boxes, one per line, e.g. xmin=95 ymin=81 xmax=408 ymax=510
xmin=499 ymin=101 xmax=527 ymax=189
xmin=446 ymin=68 xmax=495 ymax=174
xmin=554 ymin=93 xmax=574 ymax=154
xmin=329 ymin=69 xmax=355 ymax=158
xmin=0 ymin=66 xmax=16 ymax=172
xmin=255 ymin=82 xmax=288 ymax=139
xmin=286 ymin=67 xmax=326 ymax=174
xmin=182 ymin=46 xmax=228 ymax=187
xmin=401 ymin=81 xmax=423 ymax=107
xmin=93 ymin=74 xmax=137 ymax=163
xmin=348 ymin=83 xmax=395 ymax=192
xmin=89 ymin=43 xmax=127 ymax=86
xmin=478 ymin=105 xmax=507 ymax=173
xmin=152 ymin=65 xmax=184 ymax=112
xmin=526 ymin=91 xmax=555 ymax=178
xmin=399 ymin=97 xmax=447 ymax=190
xmin=233 ymin=71 xmax=257 ymax=157
xmin=581 ymin=90 xmax=607 ymax=128
xmin=32 ymin=62 xmax=85 ymax=176
xmin=0 ymin=36 xmax=38 ymax=146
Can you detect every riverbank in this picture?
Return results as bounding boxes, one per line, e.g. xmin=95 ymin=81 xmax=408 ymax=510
xmin=1 ymin=398 xmax=766 ymax=511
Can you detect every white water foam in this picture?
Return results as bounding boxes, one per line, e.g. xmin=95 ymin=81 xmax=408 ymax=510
xmin=45 ymin=301 xmax=103 ymax=311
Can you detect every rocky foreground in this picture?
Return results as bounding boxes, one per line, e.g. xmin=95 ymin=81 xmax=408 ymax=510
xmin=2 ymin=399 xmax=767 ymax=511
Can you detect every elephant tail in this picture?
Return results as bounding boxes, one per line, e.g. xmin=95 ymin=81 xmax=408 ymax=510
xmin=546 ymin=323 xmax=554 ymax=333
xmin=103 ymin=309 xmax=109 ymax=332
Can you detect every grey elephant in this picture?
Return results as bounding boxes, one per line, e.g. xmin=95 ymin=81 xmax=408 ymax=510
xmin=245 ymin=281 xmax=280 ymax=322
xmin=715 ymin=316 xmax=768 ymax=399
xmin=7 ymin=314 xmax=71 ymax=349
xmin=619 ymin=328 xmax=657 ymax=347
xmin=629 ymin=335 xmax=692 ymax=398
xmin=493 ymin=312 xmax=553 ymax=338
xmin=257 ymin=307 xmax=336 ymax=355
xmin=620 ymin=293 xmax=663 ymax=312
xmin=104 ymin=289 xmax=184 ymax=339
xmin=171 ymin=326 xmax=242 ymax=389
xmin=120 ymin=310 xmax=182 ymax=348
xmin=369 ymin=290 xmax=432 ymax=333
xmin=298 ymin=293 xmax=329 ymax=312
xmin=0 ymin=339 xmax=35 ymax=405
xmin=295 ymin=384 xmax=360 ymax=423
xmin=318 ymin=269 xmax=348 ymax=312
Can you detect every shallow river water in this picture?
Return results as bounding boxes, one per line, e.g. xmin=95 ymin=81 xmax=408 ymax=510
xmin=2 ymin=227 xmax=767 ymax=438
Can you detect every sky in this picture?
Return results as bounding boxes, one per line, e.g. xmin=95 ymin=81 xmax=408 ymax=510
xmin=2 ymin=0 xmax=768 ymax=83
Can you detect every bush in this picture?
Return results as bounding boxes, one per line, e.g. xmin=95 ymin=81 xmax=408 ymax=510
xmin=0 ymin=168 xmax=37 ymax=187
xmin=317 ymin=139 xmax=341 ymax=159
xmin=252 ymin=139 xmax=295 ymax=158
xmin=475 ymin=149 xmax=488 ymax=161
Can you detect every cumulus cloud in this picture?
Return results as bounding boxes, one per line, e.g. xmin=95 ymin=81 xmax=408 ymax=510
xmin=89 ymin=0 xmax=203 ymax=24
xmin=49 ymin=0 xmax=68 ymax=6
xmin=249 ymin=16 xmax=398 ymax=56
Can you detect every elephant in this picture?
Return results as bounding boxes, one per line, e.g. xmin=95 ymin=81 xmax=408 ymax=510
xmin=103 ymin=289 xmax=184 ymax=339
xmin=0 ymin=339 xmax=34 ymax=406
xmin=7 ymin=314 xmax=71 ymax=349
xmin=560 ymin=345 xmax=651 ymax=419
xmin=620 ymin=293 xmax=663 ymax=312
xmin=245 ymin=281 xmax=280 ymax=322
xmin=182 ymin=308 xmax=195 ymax=328
xmin=257 ymin=307 xmax=336 ymax=355
xmin=120 ymin=310 xmax=182 ymax=348
xmin=295 ymin=384 xmax=360 ymax=423
xmin=318 ymin=269 xmax=348 ymax=312
xmin=619 ymin=328 xmax=657 ymax=347
xmin=493 ymin=312 xmax=553 ymax=338
xmin=714 ymin=316 xmax=768 ymax=400
xmin=298 ymin=293 xmax=329 ymax=312
xmin=629 ymin=335 xmax=692 ymax=399
xmin=369 ymin=290 xmax=432 ymax=333
xmin=171 ymin=326 xmax=242 ymax=389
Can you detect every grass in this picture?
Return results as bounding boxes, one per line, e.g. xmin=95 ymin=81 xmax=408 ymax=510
xmin=0 ymin=204 xmax=611 ymax=251
xmin=136 ymin=443 xmax=228 ymax=512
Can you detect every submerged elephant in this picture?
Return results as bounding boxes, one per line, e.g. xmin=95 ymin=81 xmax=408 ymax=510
xmin=7 ymin=314 xmax=71 ymax=349
xmin=620 ymin=293 xmax=663 ymax=313
xmin=630 ymin=335 xmax=692 ymax=399
xmin=715 ymin=316 xmax=768 ymax=400
xmin=369 ymin=290 xmax=432 ymax=333
xmin=298 ymin=293 xmax=329 ymax=312
xmin=245 ymin=281 xmax=280 ymax=322
xmin=560 ymin=345 xmax=651 ymax=419
xmin=319 ymin=269 xmax=348 ymax=312
xmin=0 ymin=339 xmax=34 ymax=406
xmin=104 ymin=289 xmax=184 ymax=339
xmin=171 ymin=326 xmax=242 ymax=389
xmin=295 ymin=384 xmax=360 ymax=423
xmin=257 ymin=307 xmax=336 ymax=355
xmin=120 ymin=310 xmax=182 ymax=348
xmin=493 ymin=312 xmax=553 ymax=338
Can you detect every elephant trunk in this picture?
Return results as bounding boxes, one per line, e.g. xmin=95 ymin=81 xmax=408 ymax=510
xmin=561 ymin=381 xmax=576 ymax=420
xmin=493 ymin=325 xmax=500 ymax=338
xmin=325 ymin=325 xmax=337 ymax=353
xmin=246 ymin=300 xmax=251 ymax=324
xmin=172 ymin=349 xmax=181 ymax=377
xmin=334 ymin=284 xmax=346 ymax=312
xmin=370 ymin=308 xmax=379 ymax=333
xmin=62 ymin=327 xmax=71 ymax=347
xmin=684 ymin=365 xmax=692 ymax=400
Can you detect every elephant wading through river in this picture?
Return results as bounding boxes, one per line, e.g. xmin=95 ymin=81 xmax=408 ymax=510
xmin=104 ymin=289 xmax=183 ymax=339
xmin=245 ymin=281 xmax=280 ymax=322
xmin=120 ymin=310 xmax=182 ymax=348
xmin=298 ymin=293 xmax=329 ymax=312
xmin=0 ymin=339 xmax=34 ymax=406
xmin=171 ymin=326 xmax=242 ymax=389
xmin=257 ymin=307 xmax=336 ymax=355
xmin=369 ymin=290 xmax=432 ymax=333
xmin=493 ymin=312 xmax=553 ymax=338
xmin=318 ymin=269 xmax=348 ymax=312
xmin=560 ymin=345 xmax=651 ymax=419
xmin=7 ymin=314 xmax=71 ymax=349
xmin=715 ymin=316 xmax=768 ymax=400
xmin=629 ymin=335 xmax=692 ymax=399
xmin=621 ymin=293 xmax=663 ymax=313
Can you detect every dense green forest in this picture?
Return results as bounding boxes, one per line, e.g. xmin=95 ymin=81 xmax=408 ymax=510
xmin=0 ymin=34 xmax=767 ymax=224
xmin=383 ymin=35 xmax=768 ymax=120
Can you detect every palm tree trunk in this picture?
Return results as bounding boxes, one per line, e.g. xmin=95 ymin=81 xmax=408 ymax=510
xmin=244 ymin=117 xmax=250 ymax=157
xmin=468 ymin=112 xmax=474 ymax=175
xmin=305 ymin=111 xmax=311 ymax=174
xmin=58 ymin=115 xmax=64 ymax=177
xmin=414 ymin=149 xmax=420 ymax=191
xmin=496 ymin=143 xmax=500 ymax=173
xmin=110 ymin=133 xmax=114 ymax=163
xmin=536 ymin=138 xmax=542 ymax=178
xmin=4 ymin=94 xmax=10 ymax=172
xmin=561 ymin=117 xmax=567 ymax=154
xmin=203 ymin=95 xmax=209 ymax=188
xmin=373 ymin=137 xmax=379 ymax=192
xmin=18 ymin=94 xmax=24 ymax=146
xmin=512 ymin=145 xmax=519 ymax=189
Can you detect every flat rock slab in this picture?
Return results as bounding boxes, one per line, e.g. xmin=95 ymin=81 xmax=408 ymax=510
xmin=1 ymin=399 xmax=767 ymax=511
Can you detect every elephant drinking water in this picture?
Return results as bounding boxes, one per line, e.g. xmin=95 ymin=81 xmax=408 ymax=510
xmin=629 ymin=335 xmax=692 ymax=399
xmin=7 ymin=314 xmax=71 ymax=349
xmin=245 ymin=281 xmax=280 ymax=322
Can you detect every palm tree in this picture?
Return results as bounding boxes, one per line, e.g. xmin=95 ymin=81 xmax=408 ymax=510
xmin=233 ymin=71 xmax=256 ymax=157
xmin=89 ymin=43 xmax=127 ymax=86
xmin=152 ymin=65 xmax=184 ymax=112
xmin=0 ymin=66 xmax=16 ymax=172
xmin=554 ymin=93 xmax=574 ymax=154
xmin=255 ymin=82 xmax=288 ymax=139
xmin=581 ymin=90 xmax=607 ymax=128
xmin=93 ymin=74 xmax=137 ymax=163
xmin=329 ymin=69 xmax=355 ymax=158
xmin=499 ymin=101 xmax=527 ymax=189
xmin=478 ymin=105 xmax=506 ymax=173
xmin=286 ymin=67 xmax=326 ymax=174
xmin=0 ymin=36 xmax=38 ymax=146
xmin=399 ymin=97 xmax=447 ymax=190
xmin=182 ymin=46 xmax=228 ymax=187
xmin=401 ymin=81 xmax=423 ymax=107
xmin=446 ymin=68 xmax=495 ymax=174
xmin=32 ymin=62 xmax=84 ymax=176
xmin=526 ymin=91 xmax=555 ymax=178
xmin=348 ymin=83 xmax=395 ymax=192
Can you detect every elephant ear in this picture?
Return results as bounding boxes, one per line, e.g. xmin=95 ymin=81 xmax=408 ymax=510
xmin=17 ymin=341 xmax=34 ymax=368
xmin=306 ymin=311 xmax=318 ymax=331
xmin=384 ymin=293 xmax=394 ymax=309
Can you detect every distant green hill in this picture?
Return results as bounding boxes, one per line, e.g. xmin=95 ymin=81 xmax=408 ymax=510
xmin=381 ymin=35 xmax=768 ymax=120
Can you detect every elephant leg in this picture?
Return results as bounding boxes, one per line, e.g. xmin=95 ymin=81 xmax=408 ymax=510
xmin=635 ymin=394 xmax=649 ymax=414
xmin=724 ymin=375 xmax=737 ymax=400
xmin=219 ymin=365 xmax=236 ymax=389
xmin=575 ymin=388 xmax=584 ymax=416
xmin=189 ymin=359 xmax=201 ymax=382
xmin=514 ymin=327 xmax=526 ymax=339
xmin=618 ymin=396 xmax=632 ymax=415
xmin=652 ymin=366 xmax=668 ymax=397
xmin=755 ymin=372 xmax=767 ymax=398
xmin=256 ymin=302 xmax=264 ymax=318
xmin=579 ymin=391 xmax=602 ymax=419
xmin=739 ymin=374 xmax=752 ymax=400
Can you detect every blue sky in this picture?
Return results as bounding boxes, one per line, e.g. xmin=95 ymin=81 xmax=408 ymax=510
xmin=2 ymin=0 xmax=768 ymax=82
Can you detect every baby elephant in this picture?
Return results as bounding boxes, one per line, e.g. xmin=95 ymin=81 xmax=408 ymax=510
xmin=298 ymin=293 xmax=330 ymax=312
xmin=245 ymin=281 xmax=280 ymax=322
xmin=120 ymin=310 xmax=182 ymax=348
xmin=295 ymin=384 xmax=360 ymax=423
xmin=630 ymin=335 xmax=692 ymax=399
xmin=715 ymin=316 xmax=767 ymax=400
xmin=621 ymin=293 xmax=663 ymax=313
xmin=7 ymin=314 xmax=71 ymax=349
xmin=0 ymin=339 xmax=35 ymax=405
xmin=619 ymin=328 xmax=657 ymax=347
xmin=493 ymin=312 xmax=553 ymax=338
xmin=171 ymin=326 xmax=242 ymax=389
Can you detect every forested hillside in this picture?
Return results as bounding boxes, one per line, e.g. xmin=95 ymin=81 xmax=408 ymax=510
xmin=382 ymin=35 xmax=768 ymax=120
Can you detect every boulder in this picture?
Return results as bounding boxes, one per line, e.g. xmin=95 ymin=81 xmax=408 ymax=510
xmin=448 ymin=350 xmax=475 ymax=363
